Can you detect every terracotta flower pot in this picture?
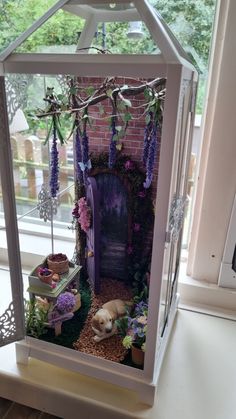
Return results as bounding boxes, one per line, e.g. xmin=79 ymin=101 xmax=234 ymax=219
xmin=38 ymin=269 xmax=54 ymax=285
xmin=131 ymin=344 xmax=145 ymax=366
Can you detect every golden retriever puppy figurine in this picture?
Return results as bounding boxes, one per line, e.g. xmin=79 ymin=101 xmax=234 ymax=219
xmin=92 ymin=299 xmax=131 ymax=343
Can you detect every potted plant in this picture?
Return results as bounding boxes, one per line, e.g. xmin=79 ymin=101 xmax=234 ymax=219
xmin=37 ymin=267 xmax=54 ymax=285
xmin=117 ymin=301 xmax=148 ymax=366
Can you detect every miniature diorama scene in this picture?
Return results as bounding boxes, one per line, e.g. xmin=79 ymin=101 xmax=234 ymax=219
xmin=21 ymin=74 xmax=165 ymax=369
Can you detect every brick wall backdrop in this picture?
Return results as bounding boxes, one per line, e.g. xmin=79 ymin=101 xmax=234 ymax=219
xmin=77 ymin=77 xmax=161 ymax=201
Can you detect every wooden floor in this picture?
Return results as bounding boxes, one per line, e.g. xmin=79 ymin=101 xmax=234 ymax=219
xmin=0 ymin=397 xmax=60 ymax=419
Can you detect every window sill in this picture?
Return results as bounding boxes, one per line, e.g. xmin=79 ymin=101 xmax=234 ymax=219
xmin=0 ymin=227 xmax=75 ymax=270
xmin=179 ymin=262 xmax=236 ymax=319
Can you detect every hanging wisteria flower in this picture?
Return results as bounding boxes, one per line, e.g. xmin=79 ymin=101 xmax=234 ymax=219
xmin=49 ymin=118 xmax=59 ymax=198
xmin=142 ymin=112 xmax=153 ymax=166
xmin=78 ymin=196 xmax=91 ymax=232
xmin=82 ymin=129 xmax=89 ymax=165
xmin=143 ymin=123 xmax=160 ymax=189
xmin=108 ymin=117 xmax=117 ymax=169
xmin=75 ymin=124 xmax=83 ymax=183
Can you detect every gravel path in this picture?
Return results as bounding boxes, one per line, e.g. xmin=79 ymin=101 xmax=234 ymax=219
xmin=73 ymin=278 xmax=133 ymax=363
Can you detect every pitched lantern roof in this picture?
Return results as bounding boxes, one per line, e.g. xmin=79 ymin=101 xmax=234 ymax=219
xmin=0 ymin=0 xmax=195 ymax=77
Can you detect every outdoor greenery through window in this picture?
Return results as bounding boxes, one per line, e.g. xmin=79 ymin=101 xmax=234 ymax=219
xmin=0 ymin=0 xmax=217 ymax=243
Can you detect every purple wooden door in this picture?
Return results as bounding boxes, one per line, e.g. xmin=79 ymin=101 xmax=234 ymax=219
xmin=86 ymin=177 xmax=100 ymax=294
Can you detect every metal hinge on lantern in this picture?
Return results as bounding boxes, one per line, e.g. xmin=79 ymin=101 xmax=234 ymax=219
xmin=166 ymin=194 xmax=187 ymax=244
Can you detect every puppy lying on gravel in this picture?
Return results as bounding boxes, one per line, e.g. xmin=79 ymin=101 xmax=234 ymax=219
xmin=92 ymin=299 xmax=131 ymax=342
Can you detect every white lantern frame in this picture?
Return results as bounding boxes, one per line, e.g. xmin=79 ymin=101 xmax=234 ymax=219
xmin=0 ymin=0 xmax=198 ymax=406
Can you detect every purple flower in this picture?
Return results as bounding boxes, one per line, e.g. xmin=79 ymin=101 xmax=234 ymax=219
xmin=143 ymin=123 xmax=160 ymax=189
xmin=142 ymin=112 xmax=153 ymax=166
xmin=82 ymin=130 xmax=89 ymax=164
xmin=134 ymin=301 xmax=148 ymax=316
xmin=108 ymin=118 xmax=117 ymax=168
xmin=49 ymin=120 xmax=59 ymax=198
xmin=133 ymin=223 xmax=141 ymax=232
xmin=75 ymin=124 xmax=83 ymax=183
xmin=127 ymin=245 xmax=133 ymax=255
xmin=138 ymin=190 xmax=146 ymax=198
xmin=38 ymin=267 xmax=51 ymax=276
xmin=56 ymin=292 xmax=76 ymax=314
xmin=124 ymin=160 xmax=134 ymax=170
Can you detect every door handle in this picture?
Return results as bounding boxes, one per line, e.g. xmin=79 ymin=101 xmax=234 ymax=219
xmin=87 ymin=250 xmax=94 ymax=258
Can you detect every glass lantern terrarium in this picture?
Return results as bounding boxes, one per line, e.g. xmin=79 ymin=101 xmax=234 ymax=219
xmin=0 ymin=0 xmax=197 ymax=406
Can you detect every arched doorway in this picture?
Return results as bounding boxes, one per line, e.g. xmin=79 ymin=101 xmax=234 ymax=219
xmin=95 ymin=172 xmax=129 ymax=280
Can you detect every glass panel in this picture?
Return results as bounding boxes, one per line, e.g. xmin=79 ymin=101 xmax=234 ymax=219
xmin=15 ymin=10 xmax=85 ymax=54
xmin=10 ymin=73 xmax=165 ymax=370
xmin=13 ymin=3 xmax=158 ymax=55
xmin=0 ymin=0 xmax=58 ymax=54
xmin=91 ymin=21 xmax=158 ymax=54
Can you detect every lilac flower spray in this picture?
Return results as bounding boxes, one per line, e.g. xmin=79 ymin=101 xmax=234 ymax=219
xmin=108 ymin=117 xmax=117 ymax=168
xmin=75 ymin=121 xmax=83 ymax=184
xmin=142 ymin=112 xmax=153 ymax=167
xmin=49 ymin=117 xmax=59 ymax=198
xmin=143 ymin=122 xmax=160 ymax=189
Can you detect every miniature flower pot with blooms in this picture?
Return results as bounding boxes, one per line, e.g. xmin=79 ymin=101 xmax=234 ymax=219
xmin=37 ymin=267 xmax=54 ymax=285
xmin=47 ymin=253 xmax=69 ymax=275
xmin=131 ymin=344 xmax=145 ymax=366
xmin=120 ymin=301 xmax=148 ymax=367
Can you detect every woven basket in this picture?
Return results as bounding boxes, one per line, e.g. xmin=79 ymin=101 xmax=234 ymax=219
xmin=47 ymin=254 xmax=69 ymax=275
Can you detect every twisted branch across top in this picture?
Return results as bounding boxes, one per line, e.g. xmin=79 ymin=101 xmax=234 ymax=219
xmin=36 ymin=77 xmax=166 ymax=119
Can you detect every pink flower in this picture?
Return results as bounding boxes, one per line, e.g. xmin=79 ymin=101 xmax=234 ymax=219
xmin=133 ymin=223 xmax=140 ymax=232
xmin=77 ymin=197 xmax=91 ymax=232
xmin=127 ymin=245 xmax=133 ymax=255
xmin=138 ymin=190 xmax=146 ymax=198
xmin=124 ymin=160 xmax=134 ymax=170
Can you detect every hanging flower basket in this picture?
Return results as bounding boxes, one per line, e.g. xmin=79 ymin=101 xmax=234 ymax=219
xmin=47 ymin=253 xmax=69 ymax=275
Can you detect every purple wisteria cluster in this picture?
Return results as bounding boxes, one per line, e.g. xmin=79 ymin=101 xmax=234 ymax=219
xmin=75 ymin=124 xmax=83 ymax=183
xmin=108 ymin=118 xmax=117 ymax=168
xmin=142 ymin=112 xmax=153 ymax=167
xmin=143 ymin=122 xmax=160 ymax=189
xmin=49 ymin=121 xmax=59 ymax=198
xmin=82 ymin=130 xmax=89 ymax=164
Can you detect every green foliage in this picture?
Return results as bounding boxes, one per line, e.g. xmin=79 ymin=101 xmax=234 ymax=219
xmin=0 ymin=0 xmax=216 ymax=113
xmin=154 ymin=0 xmax=216 ymax=72
xmin=0 ymin=0 xmax=83 ymax=53
xmin=25 ymin=299 xmax=49 ymax=338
